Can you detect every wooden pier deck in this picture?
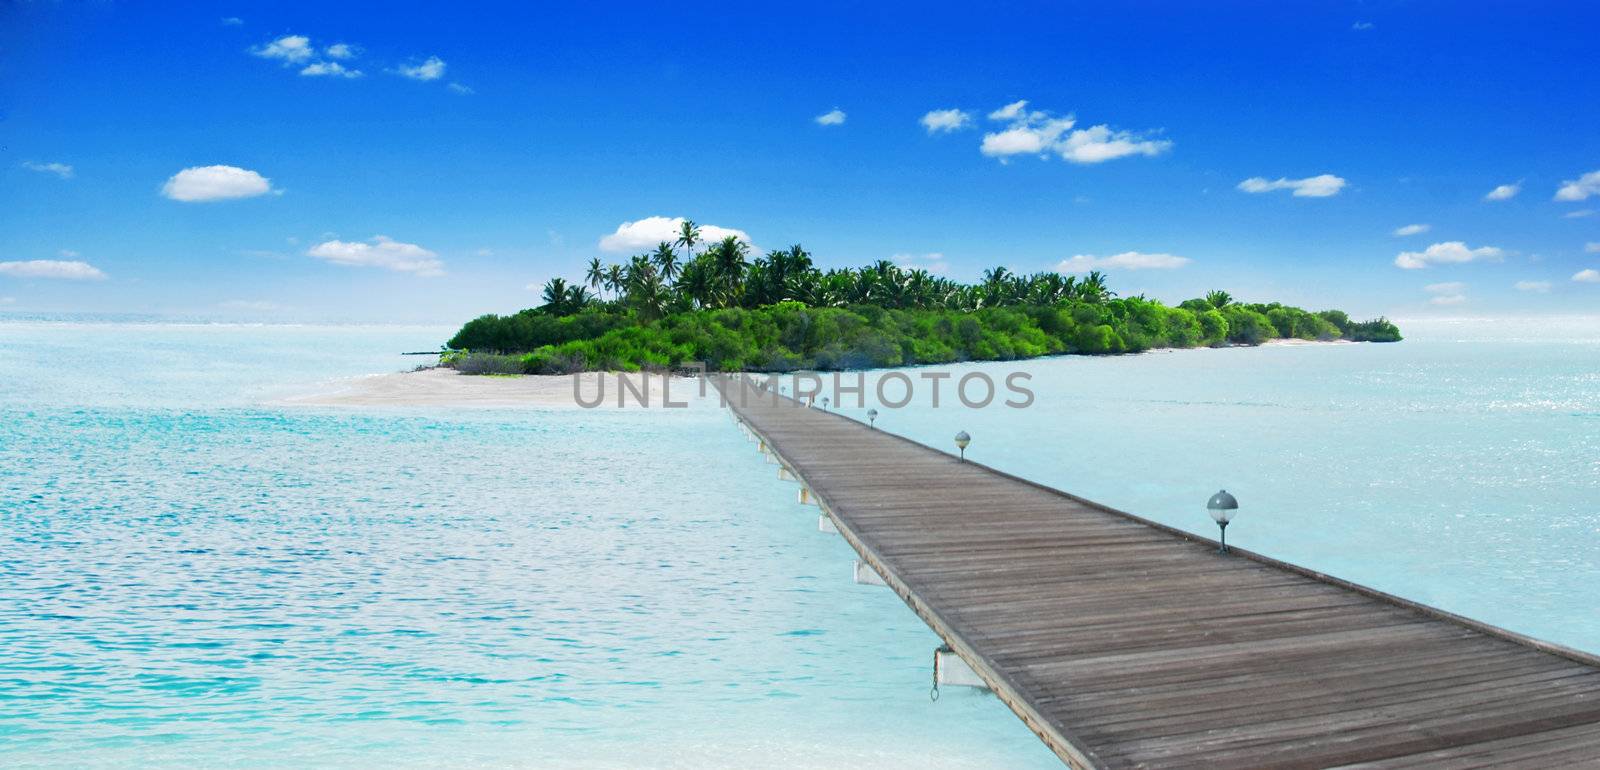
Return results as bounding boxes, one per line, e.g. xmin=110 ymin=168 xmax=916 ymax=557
xmin=716 ymin=377 xmax=1600 ymax=769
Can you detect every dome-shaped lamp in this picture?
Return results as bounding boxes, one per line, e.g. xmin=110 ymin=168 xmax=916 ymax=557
xmin=1206 ymin=490 xmax=1239 ymax=554
xmin=866 ymin=408 xmax=879 ymax=428
xmin=954 ymin=430 xmax=971 ymax=460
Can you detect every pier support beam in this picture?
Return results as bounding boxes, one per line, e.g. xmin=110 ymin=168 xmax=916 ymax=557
xmin=778 ymin=466 xmax=796 ymax=481
xmin=935 ymin=645 xmax=990 ymax=691
xmin=798 ymin=486 xmax=818 ymax=506
xmin=853 ymin=560 xmax=888 ymax=586
xmin=818 ymin=514 xmax=839 ymax=533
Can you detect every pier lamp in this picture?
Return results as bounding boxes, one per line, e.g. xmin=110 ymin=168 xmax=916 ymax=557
xmin=1207 ymin=490 xmax=1239 ymax=554
xmin=822 ymin=397 xmax=830 ymax=411
xmin=954 ymin=430 xmax=971 ymax=460
xmin=867 ymin=408 xmax=878 ymax=428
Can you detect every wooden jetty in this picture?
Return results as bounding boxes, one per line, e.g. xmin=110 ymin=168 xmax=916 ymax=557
xmin=716 ymin=377 xmax=1600 ymax=769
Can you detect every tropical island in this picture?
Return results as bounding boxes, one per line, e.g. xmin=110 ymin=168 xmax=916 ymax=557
xmin=445 ymin=222 xmax=1401 ymax=374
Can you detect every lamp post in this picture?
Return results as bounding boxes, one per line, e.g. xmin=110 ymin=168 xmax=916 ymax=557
xmin=822 ymin=397 xmax=830 ymax=411
xmin=866 ymin=408 xmax=878 ymax=428
xmin=1207 ymin=490 xmax=1238 ymax=554
xmin=954 ymin=430 xmax=971 ymax=460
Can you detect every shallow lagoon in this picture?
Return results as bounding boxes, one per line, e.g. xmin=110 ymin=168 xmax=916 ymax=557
xmin=2 ymin=316 xmax=1597 ymax=767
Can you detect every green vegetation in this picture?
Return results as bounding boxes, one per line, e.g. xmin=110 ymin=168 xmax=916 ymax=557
xmin=445 ymin=224 xmax=1400 ymax=374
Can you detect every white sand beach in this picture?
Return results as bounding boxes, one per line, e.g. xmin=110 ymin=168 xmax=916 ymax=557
xmin=275 ymin=367 xmax=703 ymax=409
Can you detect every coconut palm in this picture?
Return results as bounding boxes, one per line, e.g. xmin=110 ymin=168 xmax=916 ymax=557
xmin=676 ymin=220 xmax=701 ymax=260
xmin=1205 ymin=290 xmax=1234 ymax=309
xmin=651 ymin=242 xmax=680 ymax=282
xmin=585 ymin=257 xmax=605 ymax=298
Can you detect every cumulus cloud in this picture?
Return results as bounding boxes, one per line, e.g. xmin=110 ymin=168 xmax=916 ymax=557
xmin=920 ymin=109 xmax=972 ymax=134
xmin=1394 ymin=241 xmax=1505 ymax=269
xmin=598 ymin=216 xmax=751 ymax=253
xmin=1565 ymin=209 xmax=1596 ymax=219
xmin=221 ymin=17 xmax=243 ymax=26
xmin=307 ymin=235 xmax=443 ymax=276
xmin=0 ymin=260 xmax=107 ymax=280
xmin=253 ymin=34 xmax=314 ymax=63
xmin=1483 ymin=182 xmax=1520 ymax=201
xmin=161 ymin=165 xmax=275 ymax=202
xmin=447 ymin=82 xmax=475 ymax=95
xmin=1555 ymin=170 xmax=1600 ymax=202
xmin=1352 ymin=21 xmax=1374 ymax=30
xmin=978 ymin=100 xmax=1170 ymax=164
xmin=893 ymin=252 xmax=950 ymax=275
xmin=1514 ymin=280 xmax=1552 ymax=293
xmin=300 ymin=61 xmax=362 ymax=78
xmin=989 ymin=100 xmax=1029 ymax=121
xmin=1393 ymin=223 xmax=1430 ymax=236
xmin=1237 ymin=174 xmax=1347 ymax=198
xmin=1588 ymin=242 xmax=1600 ymax=253
xmin=325 ymin=43 xmax=356 ymax=59
xmin=22 ymin=161 xmax=74 ymax=179
xmin=1057 ymin=251 xmax=1191 ymax=272
xmin=814 ymin=108 xmax=846 ymax=126
xmin=1574 ymin=269 xmax=1600 ymax=284
xmin=396 ymin=56 xmax=446 ymax=81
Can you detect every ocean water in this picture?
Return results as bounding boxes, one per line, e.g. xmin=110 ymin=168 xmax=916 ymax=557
xmin=0 ymin=319 xmax=1059 ymax=769
xmin=2 ymin=317 xmax=1598 ymax=768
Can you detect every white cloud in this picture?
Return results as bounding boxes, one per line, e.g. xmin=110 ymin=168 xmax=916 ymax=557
xmin=396 ymin=56 xmax=446 ymax=81
xmin=1423 ymin=281 xmax=1466 ymax=294
xmin=0 ymin=260 xmax=107 ymax=280
xmin=1057 ymin=251 xmax=1191 ymax=273
xmin=1574 ymin=269 xmax=1600 ymax=284
xmin=1394 ymin=241 xmax=1505 ymax=269
xmin=325 ymin=43 xmax=356 ymax=59
xmin=920 ymin=109 xmax=972 ymax=134
xmin=254 ymin=35 xmax=314 ymax=63
xmin=221 ymin=17 xmax=243 ymax=26
xmin=1428 ymin=293 xmax=1467 ymax=306
xmin=1565 ymin=209 xmax=1595 ymax=219
xmin=978 ymin=100 xmax=1170 ymax=164
xmin=1588 ymin=242 xmax=1600 ymax=253
xmin=893 ymin=252 xmax=949 ymax=275
xmin=989 ymin=100 xmax=1029 ymax=121
xmin=161 ymin=165 xmax=275 ymax=202
xmin=307 ymin=236 xmax=443 ymax=276
xmin=1237 ymin=174 xmax=1347 ymax=197
xmin=22 ymin=161 xmax=73 ymax=179
xmin=1555 ymin=170 xmax=1600 ymax=202
xmin=598 ymin=216 xmax=751 ymax=253
xmin=300 ymin=61 xmax=362 ymax=78
xmin=58 ymin=249 xmax=79 ymax=258
xmin=1483 ymin=182 xmax=1520 ymax=201
xmin=0 ymin=297 xmax=14 ymax=305
xmin=1352 ymin=21 xmax=1374 ymax=30
xmin=1514 ymin=280 xmax=1552 ymax=293
xmin=1393 ymin=223 xmax=1430 ymax=236
xmin=814 ymin=109 xmax=846 ymax=126
xmin=448 ymin=82 xmax=474 ymax=95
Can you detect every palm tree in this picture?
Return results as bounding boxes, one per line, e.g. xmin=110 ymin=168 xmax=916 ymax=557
xmin=651 ymin=242 xmax=681 ymax=282
xmin=1079 ymin=270 xmax=1113 ymax=303
xmin=707 ymin=236 xmax=748 ymax=306
xmin=540 ymin=278 xmax=577 ymax=315
xmin=604 ymin=264 xmax=624 ymax=302
xmin=585 ymin=258 xmax=605 ymax=299
xmin=676 ymin=220 xmax=701 ymax=260
xmin=1205 ymin=290 xmax=1234 ymax=309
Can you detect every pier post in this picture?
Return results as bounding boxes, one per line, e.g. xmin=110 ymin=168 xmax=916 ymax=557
xmin=818 ymin=514 xmax=839 ymax=533
xmin=853 ymin=560 xmax=888 ymax=586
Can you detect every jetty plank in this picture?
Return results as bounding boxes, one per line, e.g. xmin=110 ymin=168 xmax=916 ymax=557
xmin=716 ymin=377 xmax=1600 ymax=769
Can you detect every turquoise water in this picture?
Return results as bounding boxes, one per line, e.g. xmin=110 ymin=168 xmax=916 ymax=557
xmin=0 ymin=320 xmax=1059 ymax=768
xmin=2 ymin=317 xmax=1598 ymax=768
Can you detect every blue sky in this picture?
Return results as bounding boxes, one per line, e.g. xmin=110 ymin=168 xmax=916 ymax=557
xmin=3 ymin=1 xmax=1598 ymax=323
